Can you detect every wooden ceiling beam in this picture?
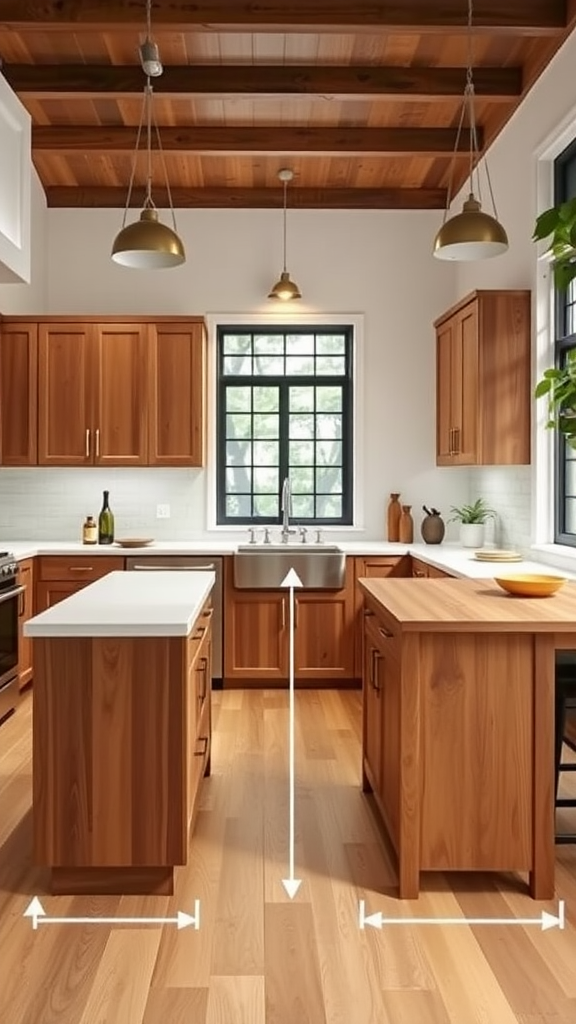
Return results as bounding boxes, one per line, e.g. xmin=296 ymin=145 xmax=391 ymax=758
xmin=44 ymin=185 xmax=448 ymax=209
xmin=5 ymin=63 xmax=522 ymax=101
xmin=32 ymin=124 xmax=483 ymax=156
xmin=0 ymin=1 xmax=564 ymax=34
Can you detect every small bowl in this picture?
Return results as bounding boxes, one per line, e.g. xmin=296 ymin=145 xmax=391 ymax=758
xmin=494 ymin=573 xmax=566 ymax=598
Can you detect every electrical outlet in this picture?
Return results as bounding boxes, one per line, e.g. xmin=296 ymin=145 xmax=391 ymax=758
xmin=156 ymin=504 xmax=171 ymax=519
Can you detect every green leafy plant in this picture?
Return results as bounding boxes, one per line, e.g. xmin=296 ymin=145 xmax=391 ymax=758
xmin=532 ymin=196 xmax=576 ymax=292
xmin=449 ymin=498 xmax=496 ymax=524
xmin=534 ymin=348 xmax=576 ymax=450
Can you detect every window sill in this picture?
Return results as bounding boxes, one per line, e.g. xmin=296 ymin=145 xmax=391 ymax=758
xmin=530 ymin=542 xmax=576 ymax=572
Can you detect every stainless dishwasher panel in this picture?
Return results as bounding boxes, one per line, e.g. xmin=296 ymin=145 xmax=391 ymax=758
xmin=125 ymin=556 xmax=223 ymax=681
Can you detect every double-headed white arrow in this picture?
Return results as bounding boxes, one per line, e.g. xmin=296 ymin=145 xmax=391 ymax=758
xmin=281 ymin=568 xmax=303 ymax=899
xmin=23 ymin=896 xmax=200 ymax=931
xmin=359 ymin=898 xmax=565 ymax=932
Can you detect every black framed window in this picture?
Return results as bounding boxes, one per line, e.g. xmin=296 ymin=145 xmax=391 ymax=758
xmin=216 ymin=326 xmax=354 ymax=526
xmin=555 ymin=137 xmax=576 ymax=544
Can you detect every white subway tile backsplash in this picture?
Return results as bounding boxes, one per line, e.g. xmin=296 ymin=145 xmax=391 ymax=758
xmin=468 ymin=466 xmax=532 ymax=553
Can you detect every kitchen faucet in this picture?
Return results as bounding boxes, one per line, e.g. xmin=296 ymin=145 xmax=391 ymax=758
xmin=280 ymin=476 xmax=296 ymax=542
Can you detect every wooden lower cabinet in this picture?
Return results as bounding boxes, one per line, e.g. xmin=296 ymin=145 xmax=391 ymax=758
xmin=223 ymin=558 xmax=355 ymax=686
xmin=354 ymin=556 xmax=409 ymax=677
xmin=33 ymin=599 xmax=213 ymax=895
xmin=186 ymin=606 xmax=212 ymax=829
xmin=411 ymin=557 xmax=454 ymax=579
xmin=35 ymin=555 xmax=125 ymax=611
xmin=362 ymin=610 xmax=401 ymax=849
xmin=17 ymin=558 xmax=35 ymax=690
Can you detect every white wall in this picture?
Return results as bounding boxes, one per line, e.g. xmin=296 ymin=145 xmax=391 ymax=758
xmin=453 ymin=29 xmax=576 ymax=547
xmin=0 ymin=205 xmax=474 ymax=540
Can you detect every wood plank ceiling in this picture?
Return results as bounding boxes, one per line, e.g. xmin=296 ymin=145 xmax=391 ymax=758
xmin=0 ymin=1 xmax=575 ymax=209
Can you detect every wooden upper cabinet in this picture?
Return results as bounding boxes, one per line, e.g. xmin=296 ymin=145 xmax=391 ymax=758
xmin=94 ymin=323 xmax=148 ymax=465
xmin=0 ymin=321 xmax=38 ymax=465
xmin=38 ymin=323 xmax=94 ymax=465
xmin=148 ymin=320 xmax=205 ymax=467
xmin=435 ymin=290 xmax=531 ymax=466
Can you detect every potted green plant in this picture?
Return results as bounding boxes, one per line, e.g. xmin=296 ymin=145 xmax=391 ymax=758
xmin=533 ymin=197 xmax=576 ymax=447
xmin=449 ymin=498 xmax=496 ymax=549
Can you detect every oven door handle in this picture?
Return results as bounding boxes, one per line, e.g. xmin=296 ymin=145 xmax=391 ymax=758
xmin=0 ymin=585 xmax=25 ymax=606
xmin=130 ymin=564 xmax=216 ymax=571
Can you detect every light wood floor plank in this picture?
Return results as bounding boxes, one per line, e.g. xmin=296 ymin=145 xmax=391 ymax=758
xmin=142 ymin=987 xmax=208 ymax=1024
xmin=264 ymin=903 xmax=327 ymax=1024
xmin=206 ymin=976 xmax=265 ymax=1024
xmin=78 ymin=929 xmax=161 ymax=1024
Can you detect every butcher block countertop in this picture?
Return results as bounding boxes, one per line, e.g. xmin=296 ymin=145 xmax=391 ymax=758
xmin=359 ymin=576 xmax=576 ymax=632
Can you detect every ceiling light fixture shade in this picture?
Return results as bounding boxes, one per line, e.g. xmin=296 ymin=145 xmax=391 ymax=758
xmin=138 ymin=0 xmax=163 ymax=76
xmin=268 ymin=168 xmax=302 ymax=301
xmin=111 ymin=0 xmax=184 ymax=270
xmin=433 ymin=0 xmax=508 ymax=262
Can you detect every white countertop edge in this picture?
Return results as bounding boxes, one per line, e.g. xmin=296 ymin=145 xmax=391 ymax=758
xmin=9 ymin=539 xmax=575 ymax=581
xmin=24 ymin=570 xmax=215 ymax=638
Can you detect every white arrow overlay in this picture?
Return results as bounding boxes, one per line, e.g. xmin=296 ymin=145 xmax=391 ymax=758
xmin=359 ymin=899 xmax=565 ymax=933
xmin=23 ymin=896 xmax=200 ymax=931
xmin=280 ymin=567 xmax=303 ymax=899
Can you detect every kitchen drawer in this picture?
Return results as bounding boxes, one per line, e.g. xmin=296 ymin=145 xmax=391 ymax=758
xmin=37 ymin=555 xmax=125 ymax=582
xmin=364 ymin=607 xmax=400 ymax=661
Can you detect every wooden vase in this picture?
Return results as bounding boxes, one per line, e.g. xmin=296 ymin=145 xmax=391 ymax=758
xmin=399 ymin=504 xmax=414 ymax=543
xmin=387 ymin=493 xmax=401 ymax=541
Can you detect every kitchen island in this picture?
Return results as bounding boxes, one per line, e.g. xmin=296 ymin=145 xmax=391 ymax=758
xmin=360 ymin=575 xmax=576 ymax=900
xmin=24 ymin=570 xmax=214 ymax=895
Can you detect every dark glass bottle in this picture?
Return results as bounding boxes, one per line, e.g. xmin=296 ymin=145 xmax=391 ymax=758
xmin=98 ymin=490 xmax=115 ymax=544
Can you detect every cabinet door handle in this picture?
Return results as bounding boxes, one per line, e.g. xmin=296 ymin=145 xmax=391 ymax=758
xmin=413 ymin=570 xmax=426 ymax=578
xmin=295 ymin=596 xmax=298 ymax=628
xmin=194 ymin=736 xmax=208 ymax=757
xmin=378 ymin=625 xmax=394 ymax=639
xmin=281 ymin=596 xmax=286 ymax=629
xmin=448 ymin=427 xmax=454 ymax=454
xmin=198 ymin=656 xmax=208 ymax=700
xmin=85 ymin=428 xmax=90 ymax=457
xmin=95 ymin=428 xmax=100 ymax=458
xmin=18 ymin=588 xmax=26 ymax=616
xmin=373 ymin=650 xmax=381 ymax=692
xmin=69 ymin=566 xmax=94 ymax=572
xmin=453 ymin=426 xmax=460 ymax=454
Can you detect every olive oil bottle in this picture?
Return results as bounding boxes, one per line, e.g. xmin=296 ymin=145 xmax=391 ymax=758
xmin=98 ymin=490 xmax=115 ymax=544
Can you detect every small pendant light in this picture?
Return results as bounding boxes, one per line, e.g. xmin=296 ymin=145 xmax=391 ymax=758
xmin=433 ymin=0 xmax=508 ymax=261
xmin=111 ymin=0 xmax=185 ymax=269
xmin=268 ymin=169 xmax=302 ymax=300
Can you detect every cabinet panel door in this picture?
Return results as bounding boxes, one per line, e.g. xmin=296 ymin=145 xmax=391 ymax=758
xmin=148 ymin=322 xmax=205 ymax=466
xmin=94 ymin=324 xmax=148 ymax=465
xmin=224 ymin=591 xmax=287 ymax=681
xmin=379 ymin=644 xmax=400 ymax=846
xmin=451 ymin=304 xmax=478 ymax=465
xmin=17 ymin=558 xmax=34 ymax=690
xmin=295 ymin=591 xmax=354 ymax=679
xmin=38 ymin=323 xmax=93 ymax=465
xmin=354 ymin=557 xmax=409 ymax=676
xmin=36 ymin=580 xmax=88 ymax=612
xmin=362 ymin=638 xmax=382 ymax=794
xmin=0 ymin=323 xmax=38 ymax=465
xmin=435 ymin=320 xmax=454 ymax=464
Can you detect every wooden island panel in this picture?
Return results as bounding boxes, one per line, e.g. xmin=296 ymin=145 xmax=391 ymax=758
xmin=360 ymin=577 xmax=565 ymax=900
xmin=33 ymin=606 xmax=212 ymax=895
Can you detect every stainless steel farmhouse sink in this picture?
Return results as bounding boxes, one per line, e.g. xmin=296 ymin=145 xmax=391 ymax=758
xmin=234 ymin=545 xmax=345 ymax=589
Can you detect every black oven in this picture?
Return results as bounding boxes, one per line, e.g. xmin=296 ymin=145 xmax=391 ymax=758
xmin=0 ymin=554 xmax=24 ymax=723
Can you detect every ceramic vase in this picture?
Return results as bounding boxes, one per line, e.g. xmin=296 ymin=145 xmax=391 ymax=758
xmin=387 ymin=492 xmax=401 ymax=541
xmin=399 ymin=504 xmax=414 ymax=543
xmin=421 ymin=512 xmax=445 ymax=545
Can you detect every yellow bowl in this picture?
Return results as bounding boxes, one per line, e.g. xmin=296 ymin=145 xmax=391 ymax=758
xmin=494 ymin=574 xmax=567 ymax=597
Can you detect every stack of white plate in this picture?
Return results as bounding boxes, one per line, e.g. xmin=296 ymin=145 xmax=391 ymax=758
xmin=473 ymin=548 xmax=523 ymax=562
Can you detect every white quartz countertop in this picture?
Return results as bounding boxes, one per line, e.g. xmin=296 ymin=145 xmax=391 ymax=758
xmin=7 ymin=538 xmax=576 ymax=579
xmin=24 ymin=570 xmax=215 ymax=638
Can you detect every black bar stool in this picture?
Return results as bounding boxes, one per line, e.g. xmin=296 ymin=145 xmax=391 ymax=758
xmin=554 ymin=652 xmax=576 ymax=844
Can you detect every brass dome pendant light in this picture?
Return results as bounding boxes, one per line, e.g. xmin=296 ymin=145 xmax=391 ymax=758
xmin=433 ymin=0 xmax=508 ymax=261
xmin=111 ymin=0 xmax=185 ymax=269
xmin=268 ymin=169 xmax=302 ymax=300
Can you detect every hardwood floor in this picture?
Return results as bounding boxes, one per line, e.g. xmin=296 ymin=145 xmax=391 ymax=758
xmin=1 ymin=688 xmax=576 ymax=1024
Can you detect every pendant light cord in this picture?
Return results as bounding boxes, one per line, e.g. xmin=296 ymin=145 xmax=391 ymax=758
xmin=282 ymin=178 xmax=288 ymax=272
xmin=441 ymin=0 xmax=500 ymax=224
